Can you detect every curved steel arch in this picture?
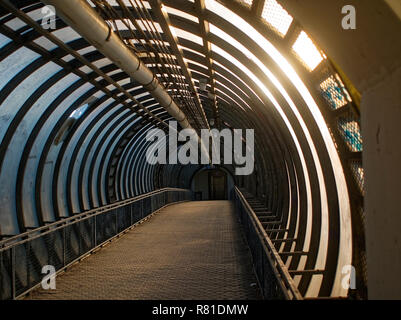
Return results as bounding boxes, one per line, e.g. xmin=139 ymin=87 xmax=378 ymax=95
xmin=0 ymin=0 xmax=366 ymax=298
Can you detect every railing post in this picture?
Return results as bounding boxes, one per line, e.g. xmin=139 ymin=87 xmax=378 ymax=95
xmin=63 ymin=226 xmax=66 ymax=267
xmin=233 ymin=187 xmax=302 ymax=300
xmin=11 ymin=247 xmax=15 ymax=300
xmin=94 ymin=216 xmax=97 ymax=247
xmin=115 ymin=209 xmax=118 ymax=235
xmin=27 ymin=242 xmax=31 ymax=289
xmin=130 ymin=204 xmax=133 ymax=226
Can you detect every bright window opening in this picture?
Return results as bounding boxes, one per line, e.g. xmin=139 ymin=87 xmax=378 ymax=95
xmin=262 ymin=0 xmax=293 ymax=37
xmin=170 ymin=27 xmax=204 ymax=46
xmin=108 ymin=19 xmax=163 ymax=33
xmin=240 ymin=0 xmax=253 ymax=7
xmin=292 ymin=31 xmax=324 ymax=71
xmin=163 ymin=6 xmax=199 ymax=23
xmin=104 ymin=0 xmax=151 ymax=9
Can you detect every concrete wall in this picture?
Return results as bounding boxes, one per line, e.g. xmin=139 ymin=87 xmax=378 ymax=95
xmin=362 ymin=68 xmax=401 ymax=299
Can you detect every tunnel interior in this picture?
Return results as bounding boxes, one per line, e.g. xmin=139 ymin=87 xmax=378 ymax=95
xmin=0 ymin=0 xmax=377 ymax=300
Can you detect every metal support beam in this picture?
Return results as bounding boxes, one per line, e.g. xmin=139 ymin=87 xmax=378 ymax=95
xmin=149 ymin=0 xmax=210 ymax=130
xmin=0 ymin=0 xmax=165 ymax=128
xmin=289 ymin=270 xmax=325 ymax=276
xmin=195 ymin=0 xmax=221 ymax=129
xmin=41 ymin=0 xmax=191 ymax=130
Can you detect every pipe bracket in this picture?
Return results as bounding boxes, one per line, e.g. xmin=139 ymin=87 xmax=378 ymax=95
xmin=143 ymin=75 xmax=158 ymax=92
xmin=166 ymin=98 xmax=174 ymax=111
xmin=105 ymin=21 xmax=112 ymax=42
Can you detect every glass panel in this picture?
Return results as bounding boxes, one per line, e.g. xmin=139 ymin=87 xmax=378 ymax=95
xmin=4 ymin=17 xmax=25 ymax=31
xmin=262 ymin=0 xmax=293 ymax=37
xmin=338 ymin=111 xmax=363 ymax=152
xmin=240 ymin=0 xmax=253 ymax=7
xmin=292 ymin=31 xmax=324 ymax=71
xmin=0 ymin=47 xmax=40 ymax=91
xmin=26 ymin=7 xmax=46 ymax=22
xmin=108 ymin=19 xmax=163 ymax=33
xmin=104 ymin=0 xmax=151 ymax=9
xmin=0 ymin=33 xmax=11 ymax=49
xmin=163 ymin=6 xmax=199 ymax=23
xmin=320 ymin=74 xmax=352 ymax=110
xmin=170 ymin=27 xmax=204 ymax=46
xmin=34 ymin=36 xmax=58 ymax=51
xmin=51 ymin=27 xmax=81 ymax=44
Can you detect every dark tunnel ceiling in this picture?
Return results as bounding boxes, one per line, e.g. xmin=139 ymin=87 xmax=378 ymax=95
xmin=0 ymin=0 xmax=365 ymax=298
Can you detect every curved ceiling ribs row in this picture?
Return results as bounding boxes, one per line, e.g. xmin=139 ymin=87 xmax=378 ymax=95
xmin=0 ymin=0 xmax=364 ymax=298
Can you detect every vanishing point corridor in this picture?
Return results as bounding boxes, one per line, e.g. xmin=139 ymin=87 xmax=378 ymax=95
xmin=1 ymin=0 xmax=401 ymax=304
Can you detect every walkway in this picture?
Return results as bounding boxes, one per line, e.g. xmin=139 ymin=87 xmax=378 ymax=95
xmin=27 ymin=201 xmax=261 ymax=300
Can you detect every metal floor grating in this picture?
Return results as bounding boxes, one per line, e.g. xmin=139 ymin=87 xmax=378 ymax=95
xmin=26 ymin=201 xmax=262 ymax=300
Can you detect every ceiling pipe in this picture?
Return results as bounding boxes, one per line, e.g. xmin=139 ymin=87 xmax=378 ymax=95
xmin=41 ymin=0 xmax=192 ymax=129
xmin=41 ymin=0 xmax=211 ymax=162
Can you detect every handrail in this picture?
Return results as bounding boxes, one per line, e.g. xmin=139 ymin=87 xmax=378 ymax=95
xmin=234 ymin=187 xmax=303 ymax=300
xmin=0 ymin=188 xmax=188 ymax=249
xmin=0 ymin=188 xmax=191 ymax=300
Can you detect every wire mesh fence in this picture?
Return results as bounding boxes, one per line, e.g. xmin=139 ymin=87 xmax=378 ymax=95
xmin=0 ymin=188 xmax=191 ymax=300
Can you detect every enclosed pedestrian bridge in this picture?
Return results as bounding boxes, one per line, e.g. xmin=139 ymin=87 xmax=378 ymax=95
xmin=0 ymin=0 xmax=401 ymax=300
